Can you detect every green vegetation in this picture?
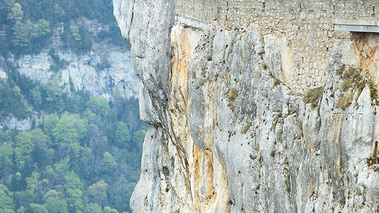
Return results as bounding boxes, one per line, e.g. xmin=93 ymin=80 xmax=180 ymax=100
xmin=271 ymin=113 xmax=282 ymax=131
xmin=272 ymin=78 xmax=282 ymax=88
xmin=336 ymin=65 xmax=378 ymax=110
xmin=227 ymin=88 xmax=238 ymax=111
xmin=201 ymin=70 xmax=206 ymax=78
xmin=48 ymin=49 xmax=68 ymax=72
xmin=303 ymin=86 xmax=324 ymax=107
xmin=241 ymin=121 xmax=252 ymax=134
xmin=0 ymin=78 xmax=31 ymax=119
xmin=0 ymin=71 xmax=146 ymax=212
xmin=284 ymin=172 xmax=290 ymax=193
xmin=336 ymin=91 xmax=354 ymax=110
xmin=270 ymin=150 xmax=275 ymax=158
xmin=0 ymin=0 xmax=127 ymax=56
xmin=0 ymin=1 xmax=141 ymax=212
xmin=262 ymin=63 xmax=268 ymax=70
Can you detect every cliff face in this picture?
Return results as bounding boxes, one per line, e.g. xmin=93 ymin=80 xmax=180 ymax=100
xmin=0 ymin=44 xmax=137 ymax=130
xmin=114 ymin=0 xmax=379 ymax=212
xmin=0 ymin=50 xmax=137 ymax=130
xmin=6 ymin=50 xmax=137 ymax=99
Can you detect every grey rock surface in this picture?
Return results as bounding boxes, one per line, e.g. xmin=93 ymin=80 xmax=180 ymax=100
xmin=0 ymin=67 xmax=7 ymax=79
xmin=114 ymin=0 xmax=379 ymax=212
xmin=115 ymin=0 xmax=174 ymax=125
xmin=0 ymin=32 xmax=140 ymax=132
xmin=1 ymin=116 xmax=43 ymax=131
xmin=9 ymin=50 xmax=138 ymax=99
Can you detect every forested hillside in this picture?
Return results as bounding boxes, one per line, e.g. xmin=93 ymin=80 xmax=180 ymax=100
xmin=0 ymin=0 xmax=144 ymax=212
xmin=0 ymin=83 xmax=145 ymax=213
xmin=0 ymin=0 xmax=126 ymax=56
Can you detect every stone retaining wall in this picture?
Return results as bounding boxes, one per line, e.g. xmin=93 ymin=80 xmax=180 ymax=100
xmin=175 ymin=0 xmax=379 ymax=27
xmin=175 ymin=0 xmax=379 ymax=92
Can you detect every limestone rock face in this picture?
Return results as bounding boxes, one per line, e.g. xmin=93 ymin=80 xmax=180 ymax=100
xmin=0 ymin=67 xmax=7 ymax=79
xmin=8 ymin=50 xmax=138 ymax=99
xmin=1 ymin=116 xmax=43 ymax=131
xmin=114 ymin=0 xmax=174 ymax=125
xmin=114 ymin=0 xmax=379 ymax=212
xmin=1 ymin=47 xmax=137 ymax=131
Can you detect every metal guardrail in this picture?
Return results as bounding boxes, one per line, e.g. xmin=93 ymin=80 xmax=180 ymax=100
xmin=175 ymin=14 xmax=208 ymax=30
xmin=334 ymin=23 xmax=379 ymax=33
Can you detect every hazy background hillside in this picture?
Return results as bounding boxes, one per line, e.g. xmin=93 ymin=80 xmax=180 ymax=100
xmin=0 ymin=0 xmax=144 ymax=212
xmin=0 ymin=0 xmax=127 ymax=56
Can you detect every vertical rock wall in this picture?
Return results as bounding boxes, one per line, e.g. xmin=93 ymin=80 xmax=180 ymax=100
xmin=8 ymin=50 xmax=137 ymax=99
xmin=114 ymin=0 xmax=379 ymax=212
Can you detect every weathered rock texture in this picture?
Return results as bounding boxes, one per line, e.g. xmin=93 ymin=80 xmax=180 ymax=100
xmin=1 ymin=49 xmax=137 ymax=131
xmin=114 ymin=0 xmax=379 ymax=212
xmin=7 ymin=50 xmax=138 ymax=99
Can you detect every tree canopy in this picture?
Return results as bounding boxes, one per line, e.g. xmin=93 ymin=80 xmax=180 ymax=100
xmin=0 ymin=0 xmax=127 ymax=56
xmin=0 ymin=86 xmax=146 ymax=212
xmin=0 ymin=1 xmax=144 ymax=211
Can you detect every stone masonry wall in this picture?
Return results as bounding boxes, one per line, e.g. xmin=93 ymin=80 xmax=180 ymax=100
xmin=175 ymin=0 xmax=379 ymax=26
xmin=175 ymin=0 xmax=379 ymax=92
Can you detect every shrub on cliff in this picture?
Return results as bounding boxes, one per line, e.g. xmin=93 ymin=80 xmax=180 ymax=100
xmin=303 ymin=86 xmax=324 ymax=108
xmin=335 ymin=65 xmax=378 ymax=109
